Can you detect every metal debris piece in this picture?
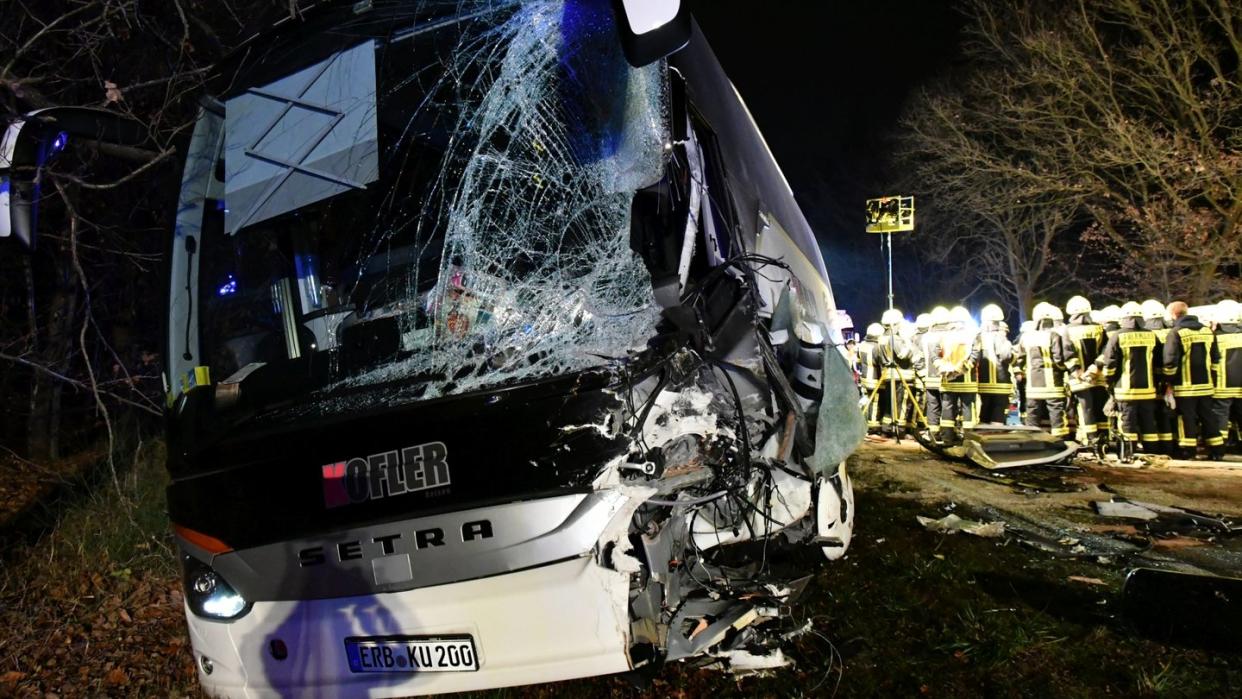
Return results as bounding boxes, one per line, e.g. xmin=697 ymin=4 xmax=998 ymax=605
xmin=1093 ymin=498 xmax=1239 ymax=533
xmin=923 ymin=425 xmax=1077 ymax=470
xmin=1068 ymin=575 xmax=1107 ymax=586
xmin=1092 ymin=500 xmax=1159 ymax=521
xmin=916 ymin=513 xmax=1006 ymax=538
xmin=1123 ymin=568 xmax=1242 ymax=651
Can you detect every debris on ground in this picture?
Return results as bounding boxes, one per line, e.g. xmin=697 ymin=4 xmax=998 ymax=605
xmin=917 ymin=513 xmax=1006 ymax=538
xmin=1123 ymin=568 xmax=1242 ymax=651
xmin=1092 ymin=498 xmax=1240 ymax=535
xmin=1067 ymin=575 xmax=1108 ymax=586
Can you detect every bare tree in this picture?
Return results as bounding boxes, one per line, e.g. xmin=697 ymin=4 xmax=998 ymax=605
xmin=0 ymin=1 xmax=278 ymax=462
xmin=898 ymin=0 xmax=1241 ymax=308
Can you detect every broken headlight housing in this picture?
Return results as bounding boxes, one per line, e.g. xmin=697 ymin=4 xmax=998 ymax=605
xmin=183 ymin=554 xmax=250 ymax=621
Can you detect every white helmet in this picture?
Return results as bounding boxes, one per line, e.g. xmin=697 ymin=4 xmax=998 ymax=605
xmin=899 ymin=320 xmax=918 ymax=340
xmin=881 ymin=308 xmax=904 ymax=326
xmin=980 ymin=304 xmax=1004 ymax=323
xmin=915 ymin=313 xmax=932 ymax=331
xmin=1066 ymin=295 xmax=1092 ymax=317
xmin=1141 ymin=299 xmax=1165 ymax=321
xmin=1099 ymin=305 xmax=1121 ymax=324
xmin=865 ymin=323 xmax=883 ymax=340
xmin=950 ymin=306 xmax=972 ymax=327
xmin=1019 ymin=320 xmax=1035 ymax=334
xmin=1120 ymin=301 xmax=1143 ymax=318
xmin=1048 ymin=305 xmax=1064 ymax=322
xmin=1216 ymin=300 xmax=1242 ymax=324
xmin=930 ymin=305 xmax=950 ymax=326
xmin=1032 ymin=302 xmax=1056 ymax=322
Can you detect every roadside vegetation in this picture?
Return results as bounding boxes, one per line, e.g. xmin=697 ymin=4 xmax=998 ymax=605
xmin=0 ymin=441 xmax=197 ymax=696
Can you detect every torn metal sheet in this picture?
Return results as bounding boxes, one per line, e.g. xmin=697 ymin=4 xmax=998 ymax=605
xmin=952 ymin=425 xmax=1079 ymax=470
xmin=1092 ymin=500 xmax=1161 ymax=521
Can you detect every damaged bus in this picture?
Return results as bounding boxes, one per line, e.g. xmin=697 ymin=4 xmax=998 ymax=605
xmin=0 ymin=1 xmax=864 ymax=695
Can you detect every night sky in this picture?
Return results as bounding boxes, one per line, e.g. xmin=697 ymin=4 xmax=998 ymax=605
xmin=690 ymin=0 xmax=963 ymax=327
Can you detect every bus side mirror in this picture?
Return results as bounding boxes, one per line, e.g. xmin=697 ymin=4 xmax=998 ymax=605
xmin=0 ymin=118 xmax=47 ymax=248
xmin=611 ymin=0 xmax=691 ymax=67
xmin=0 ymin=107 xmax=148 ymax=250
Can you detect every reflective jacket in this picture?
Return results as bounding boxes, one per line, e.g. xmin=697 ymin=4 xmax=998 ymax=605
xmin=859 ymin=334 xmax=911 ymax=390
xmin=857 ymin=340 xmax=884 ymax=390
xmin=1055 ymin=315 xmax=1107 ymax=392
xmin=976 ymin=325 xmax=1013 ymax=395
xmin=1214 ymin=323 xmax=1242 ymax=399
xmin=938 ymin=328 xmax=980 ymax=394
xmin=1142 ymin=318 xmax=1170 ymax=345
xmin=915 ymin=327 xmax=946 ymax=390
xmin=1012 ymin=323 xmax=1064 ymax=399
xmin=1163 ymin=315 xmax=1218 ymax=397
xmin=1099 ymin=318 xmax=1159 ymax=401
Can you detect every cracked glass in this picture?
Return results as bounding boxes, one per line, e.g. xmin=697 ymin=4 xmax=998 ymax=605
xmin=187 ymin=0 xmax=669 ymax=423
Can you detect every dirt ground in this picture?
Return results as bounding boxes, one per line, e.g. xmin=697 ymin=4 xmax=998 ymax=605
xmin=858 ymin=437 xmax=1242 ymax=577
xmin=4 ymin=440 xmax=1242 ymax=697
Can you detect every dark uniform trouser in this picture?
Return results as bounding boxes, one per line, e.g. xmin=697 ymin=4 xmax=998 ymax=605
xmin=866 ymin=386 xmax=889 ymax=430
xmin=1175 ymin=395 xmax=1224 ymax=448
xmin=941 ymin=390 xmax=976 ymax=437
xmin=1026 ymin=397 xmax=1069 ymax=437
xmin=924 ymin=389 xmax=942 ymax=433
xmin=1072 ymin=386 xmax=1109 ymax=439
xmin=1153 ymin=397 xmax=1175 ymax=448
xmin=1118 ymin=400 xmax=1160 ymax=448
xmin=897 ymin=381 xmax=920 ymax=428
xmin=1216 ymin=398 xmax=1242 ymax=445
xmin=979 ymin=393 xmax=1009 ymax=424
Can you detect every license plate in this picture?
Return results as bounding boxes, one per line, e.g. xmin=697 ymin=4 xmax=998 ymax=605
xmin=345 ymin=635 xmax=478 ymax=673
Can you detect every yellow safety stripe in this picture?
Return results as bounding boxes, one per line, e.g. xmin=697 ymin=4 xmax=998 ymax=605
xmin=168 ymin=366 xmax=211 ymax=406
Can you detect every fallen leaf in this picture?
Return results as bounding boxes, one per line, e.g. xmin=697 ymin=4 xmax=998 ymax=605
xmin=1 ymin=671 xmax=26 ymax=683
xmin=105 ymin=668 xmax=128 ymax=686
xmin=104 ymin=80 xmax=124 ymax=103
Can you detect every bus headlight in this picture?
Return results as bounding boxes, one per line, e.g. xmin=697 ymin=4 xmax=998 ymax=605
xmin=183 ymin=554 xmax=250 ymax=621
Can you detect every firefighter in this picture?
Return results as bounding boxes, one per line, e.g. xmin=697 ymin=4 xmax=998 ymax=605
xmin=1015 ymin=303 xmax=1070 ymax=437
xmin=937 ymin=306 xmax=980 ymax=443
xmin=858 ymin=322 xmax=886 ymax=433
xmin=1212 ymin=299 xmax=1242 ymax=450
xmin=1095 ymin=302 xmax=1161 ymax=452
xmin=977 ymin=304 xmax=1013 ymax=424
xmin=878 ymin=308 xmax=913 ymax=436
xmin=1097 ymin=305 xmax=1122 ymax=342
xmin=1141 ymin=299 xmax=1175 ymax=452
xmin=1162 ymin=301 xmax=1223 ymax=459
xmin=1012 ymin=319 xmax=1035 ymax=423
xmin=897 ymin=317 xmax=922 ymax=432
xmin=1056 ymin=296 xmax=1108 ymax=444
xmin=915 ymin=306 xmax=950 ymax=439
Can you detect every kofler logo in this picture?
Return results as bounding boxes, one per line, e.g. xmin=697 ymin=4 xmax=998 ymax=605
xmin=322 ymin=441 xmax=450 ymax=509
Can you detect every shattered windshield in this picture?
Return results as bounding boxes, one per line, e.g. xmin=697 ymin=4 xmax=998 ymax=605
xmin=190 ymin=0 xmax=668 ymax=421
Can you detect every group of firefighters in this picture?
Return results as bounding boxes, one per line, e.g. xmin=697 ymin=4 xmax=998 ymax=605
xmin=851 ymin=297 xmax=1242 ymax=460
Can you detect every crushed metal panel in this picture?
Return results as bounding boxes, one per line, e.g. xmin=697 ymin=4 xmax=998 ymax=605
xmin=958 ymin=425 xmax=1078 ymax=469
